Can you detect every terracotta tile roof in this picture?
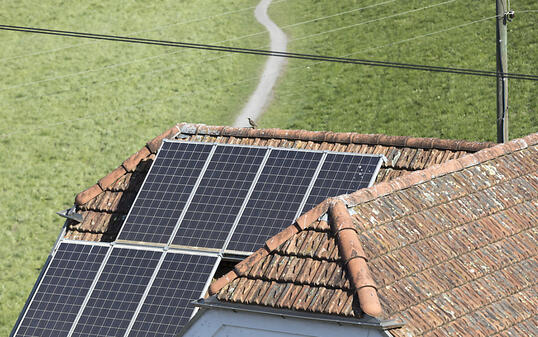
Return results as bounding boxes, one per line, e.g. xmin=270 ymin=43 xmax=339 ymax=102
xmin=209 ymin=199 xmax=384 ymax=318
xmin=209 ymin=133 xmax=538 ymax=335
xmin=65 ymin=123 xmax=493 ymax=241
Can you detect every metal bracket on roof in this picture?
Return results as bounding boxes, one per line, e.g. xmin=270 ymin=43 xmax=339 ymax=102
xmin=56 ymin=206 xmax=83 ymax=223
xmin=380 ymin=155 xmax=388 ymax=165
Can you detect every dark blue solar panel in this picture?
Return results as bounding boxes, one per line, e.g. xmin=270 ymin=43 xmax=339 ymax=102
xmin=119 ymin=142 xmax=212 ymax=244
xmin=13 ymin=243 xmax=108 ymax=337
xmin=302 ymin=154 xmax=382 ymax=211
xmin=128 ymin=253 xmax=217 ymax=337
xmin=226 ymin=149 xmax=322 ymax=252
xmin=171 ymin=146 xmax=267 ymax=249
xmin=71 ymin=248 xmax=161 ymax=337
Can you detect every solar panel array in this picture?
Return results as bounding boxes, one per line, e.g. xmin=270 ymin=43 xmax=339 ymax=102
xmin=119 ymin=142 xmax=213 ymax=244
xmin=226 ymin=149 xmax=322 ymax=252
xmin=12 ymin=242 xmax=218 ymax=337
xmin=71 ymin=249 xmax=162 ymax=337
xmin=128 ymin=254 xmax=217 ymax=337
xmin=118 ymin=141 xmax=383 ymax=253
xmin=13 ymin=140 xmax=384 ymax=337
xmin=13 ymin=244 xmax=108 ymax=337
xmin=302 ymin=153 xmax=381 ymax=211
xmin=171 ymin=146 xmax=267 ymax=249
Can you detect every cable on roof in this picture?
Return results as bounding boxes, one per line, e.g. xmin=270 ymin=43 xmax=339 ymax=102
xmin=1 ymin=24 xmax=537 ymax=81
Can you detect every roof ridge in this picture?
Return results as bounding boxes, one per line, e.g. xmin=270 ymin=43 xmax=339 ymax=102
xmin=329 ymin=200 xmax=382 ymax=317
xmin=209 ymin=198 xmax=383 ymax=317
xmin=177 ymin=123 xmax=495 ymax=152
xmin=74 ymin=121 xmax=498 ymax=206
xmin=341 ymin=132 xmax=538 ymax=207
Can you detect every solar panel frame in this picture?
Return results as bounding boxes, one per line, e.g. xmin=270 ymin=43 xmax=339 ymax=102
xmin=124 ymin=251 xmax=220 ymax=337
xmin=69 ymin=247 xmax=162 ymax=337
xmin=117 ymin=141 xmax=215 ymax=245
xmin=299 ymin=152 xmax=385 ymax=215
xmin=170 ymin=145 xmax=269 ymax=250
xmin=225 ymin=148 xmax=324 ymax=253
xmin=11 ymin=242 xmax=109 ymax=337
xmin=114 ymin=140 xmax=384 ymax=256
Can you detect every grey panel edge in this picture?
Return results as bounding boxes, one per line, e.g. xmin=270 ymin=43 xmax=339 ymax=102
xmin=194 ymin=296 xmax=405 ymax=330
xmin=293 ymin=152 xmax=328 ymax=219
xmin=10 ymin=220 xmax=69 ymax=337
xmin=122 ymin=251 xmax=167 ymax=337
xmin=368 ymin=155 xmax=386 ymax=188
xmin=166 ymin=144 xmax=218 ymax=246
xmin=66 ymin=246 xmax=114 ymax=337
xmin=192 ymin=255 xmax=223 ymax=319
xmin=164 ymin=139 xmax=386 ymax=158
xmin=220 ymin=148 xmax=272 ymax=252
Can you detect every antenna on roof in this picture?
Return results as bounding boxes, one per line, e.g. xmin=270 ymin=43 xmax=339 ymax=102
xmin=57 ymin=206 xmax=83 ymax=223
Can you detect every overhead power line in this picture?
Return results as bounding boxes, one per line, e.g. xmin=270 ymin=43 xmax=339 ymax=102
xmin=0 ymin=0 xmax=291 ymax=62
xmin=1 ymin=24 xmax=537 ymax=81
xmin=0 ymin=1 xmax=413 ymax=91
xmin=9 ymin=13 xmax=498 ymax=104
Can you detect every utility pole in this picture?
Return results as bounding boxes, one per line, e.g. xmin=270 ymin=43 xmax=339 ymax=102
xmin=496 ymin=0 xmax=513 ymax=143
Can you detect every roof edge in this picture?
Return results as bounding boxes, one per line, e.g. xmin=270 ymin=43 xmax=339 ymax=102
xmin=208 ymin=198 xmax=332 ymax=295
xmin=341 ymin=132 xmax=538 ymax=207
xmin=193 ymin=296 xmax=405 ymax=330
xmin=74 ymin=124 xmax=184 ymax=206
xmin=329 ymin=200 xmax=382 ymax=317
xmin=73 ymin=122 xmax=500 ymax=206
xmin=209 ymin=199 xmax=384 ymax=318
xmin=177 ymin=123 xmax=495 ymax=152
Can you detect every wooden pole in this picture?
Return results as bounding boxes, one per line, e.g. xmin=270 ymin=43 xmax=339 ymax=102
xmin=496 ymin=0 xmax=509 ymax=143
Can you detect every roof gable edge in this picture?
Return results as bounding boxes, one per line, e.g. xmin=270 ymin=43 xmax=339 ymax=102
xmin=341 ymin=133 xmax=538 ymax=207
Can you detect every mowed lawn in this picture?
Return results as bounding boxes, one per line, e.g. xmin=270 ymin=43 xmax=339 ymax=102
xmin=0 ymin=0 xmax=267 ymax=334
xmin=262 ymin=0 xmax=536 ymax=140
xmin=0 ymin=0 xmax=536 ymax=335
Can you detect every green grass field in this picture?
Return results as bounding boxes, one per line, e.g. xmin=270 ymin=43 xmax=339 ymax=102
xmin=0 ymin=0 xmax=536 ymax=334
xmin=262 ymin=0 xmax=536 ymax=140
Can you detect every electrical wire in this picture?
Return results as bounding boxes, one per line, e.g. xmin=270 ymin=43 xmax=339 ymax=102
xmin=2 ymin=10 xmax=536 ymax=138
xmin=2 ymin=0 xmax=401 ymax=100
xmin=0 ymin=0 xmax=394 ymax=70
xmin=0 ymin=0 xmax=470 ymax=91
xmin=0 ymin=0 xmax=290 ymax=62
xmin=10 ymin=8 xmax=494 ymax=104
xmin=291 ymin=0 xmax=457 ymax=42
xmin=0 ymin=1 xmax=401 ymax=90
xmin=1 ymin=24 xmax=537 ymax=81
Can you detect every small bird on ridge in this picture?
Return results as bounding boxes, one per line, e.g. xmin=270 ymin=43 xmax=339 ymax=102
xmin=248 ymin=117 xmax=258 ymax=129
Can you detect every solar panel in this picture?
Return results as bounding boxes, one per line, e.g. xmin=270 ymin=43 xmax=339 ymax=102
xmin=127 ymin=253 xmax=218 ymax=337
xmin=301 ymin=153 xmax=381 ymax=211
xmin=226 ymin=149 xmax=323 ymax=252
xmin=71 ymin=248 xmax=161 ymax=337
xmin=118 ymin=142 xmax=212 ymax=244
xmin=12 ymin=243 xmax=108 ymax=337
xmin=171 ymin=146 xmax=267 ymax=250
